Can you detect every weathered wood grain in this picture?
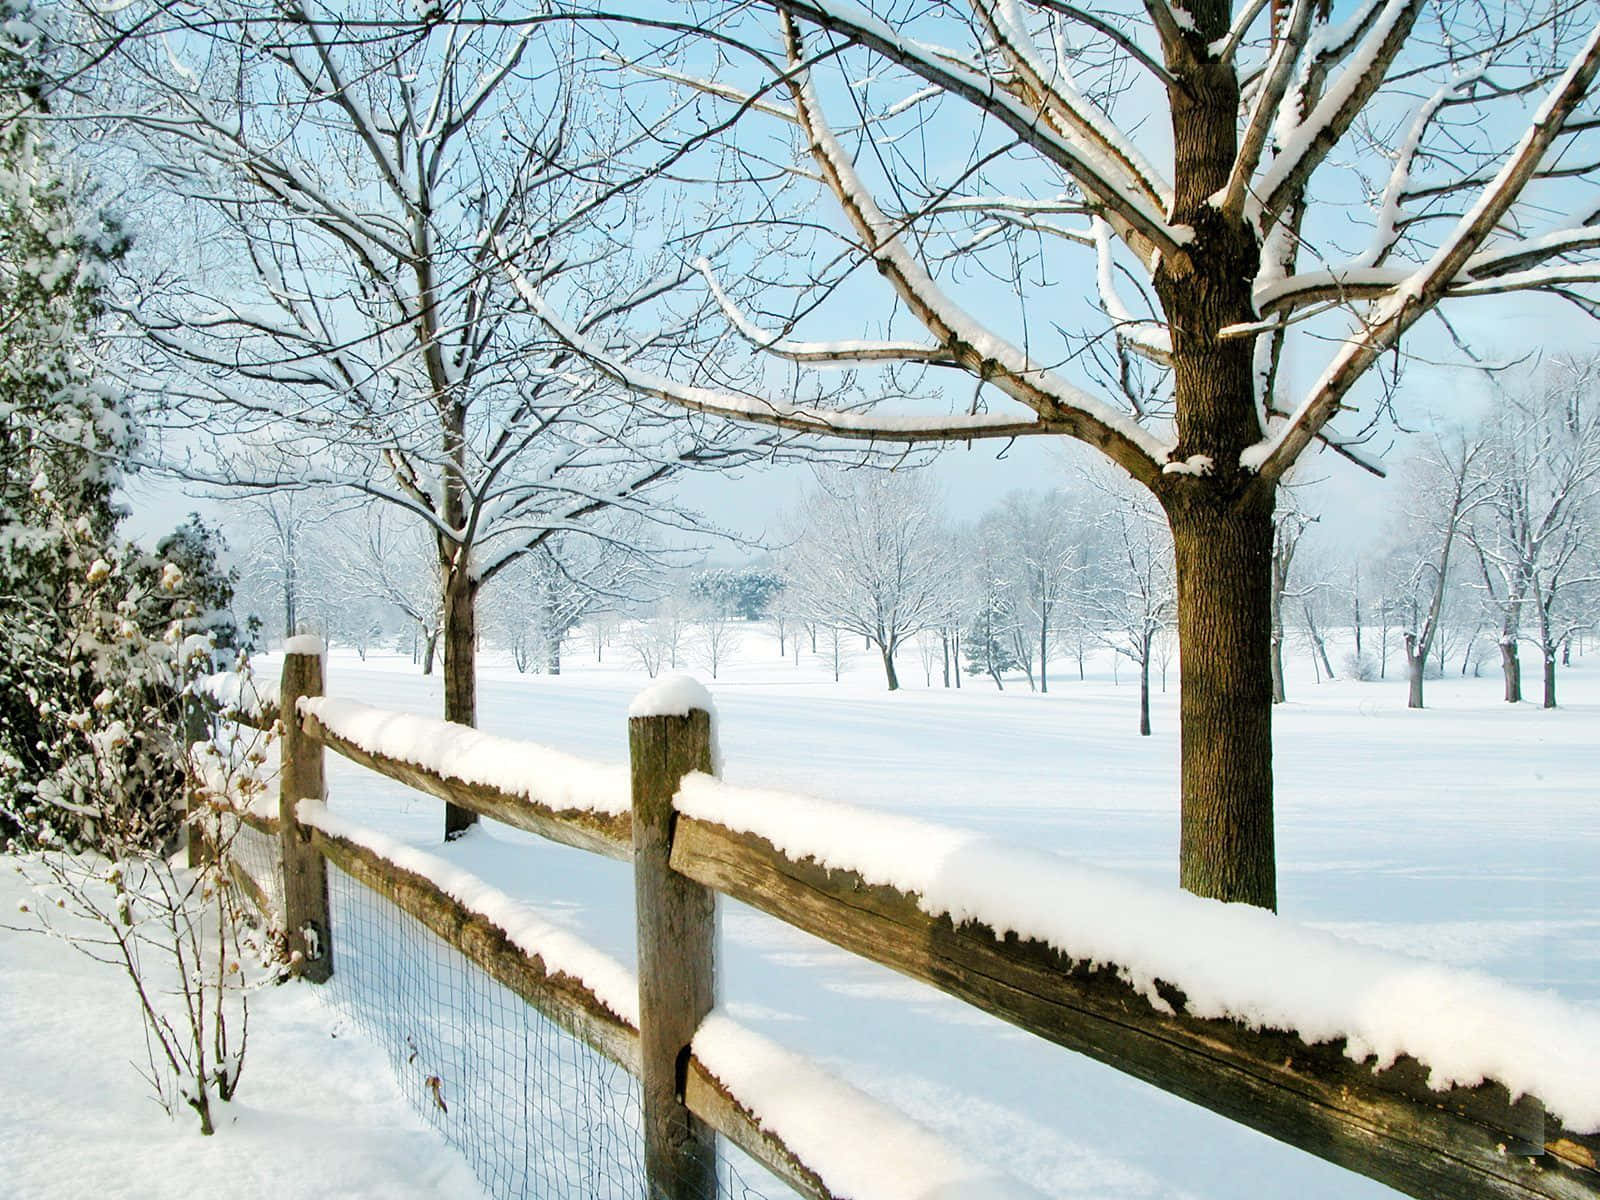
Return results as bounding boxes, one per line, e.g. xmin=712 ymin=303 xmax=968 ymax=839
xmin=683 ymin=1059 xmax=837 ymax=1200
xmin=297 ymin=708 xmax=632 ymax=861
xmin=278 ymin=651 xmax=332 ymax=983
xmin=309 ymin=823 xmax=641 ymax=1072
xmin=671 ymin=815 xmax=1600 ymax=1200
xmin=310 ymin=820 xmax=844 ymax=1200
xmin=631 ymin=708 xmax=719 ymax=1200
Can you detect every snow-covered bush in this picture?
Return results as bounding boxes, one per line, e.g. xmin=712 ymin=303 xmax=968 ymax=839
xmin=0 ymin=11 xmax=241 ymax=853
xmin=14 ymin=734 xmax=281 ymax=1135
xmin=1342 ymin=651 xmax=1379 ymax=682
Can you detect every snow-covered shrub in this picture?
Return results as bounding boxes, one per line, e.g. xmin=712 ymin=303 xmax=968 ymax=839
xmin=14 ymin=739 xmax=281 ymax=1135
xmin=1341 ymin=651 xmax=1379 ymax=681
xmin=0 ymin=14 xmax=241 ymax=854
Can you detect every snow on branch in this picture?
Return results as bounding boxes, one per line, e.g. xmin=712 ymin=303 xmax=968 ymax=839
xmin=1250 ymin=0 xmax=1426 ymax=230
xmin=968 ymin=0 xmax=1174 ymax=216
xmin=1248 ymin=24 xmax=1600 ymax=481
xmin=1092 ymin=218 xmax=1172 ymax=363
xmin=769 ymin=25 xmax=1172 ymax=481
xmin=696 ymin=259 xmax=957 ymax=366
xmin=674 ymin=774 xmax=1600 ymax=1133
xmin=501 ymin=248 xmax=1078 ymax=445
xmin=774 ymin=0 xmax=1192 ymax=268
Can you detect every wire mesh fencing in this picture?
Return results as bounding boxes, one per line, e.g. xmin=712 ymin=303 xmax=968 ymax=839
xmin=225 ymin=820 xmax=283 ymax=921
xmin=324 ymin=862 xmax=798 ymax=1200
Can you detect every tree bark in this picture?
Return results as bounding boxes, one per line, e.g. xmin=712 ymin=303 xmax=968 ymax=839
xmin=880 ymin=641 xmax=900 ymax=691
xmin=442 ymin=565 xmax=480 ymax=839
xmin=422 ymin=626 xmax=438 ymax=675
xmin=1500 ymin=634 xmax=1522 ymax=703
xmin=1138 ymin=640 xmax=1152 ymax=737
xmin=1167 ymin=490 xmax=1276 ymax=912
xmin=1543 ymin=645 xmax=1557 ymax=709
xmin=1039 ymin=611 xmax=1049 ymax=694
xmin=1405 ymin=633 xmax=1425 ymax=709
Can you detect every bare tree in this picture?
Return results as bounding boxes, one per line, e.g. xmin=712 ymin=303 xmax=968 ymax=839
xmin=1467 ymin=359 xmax=1600 ymax=707
xmin=1393 ymin=436 xmax=1486 ymax=709
xmin=85 ymin=2 xmax=764 ymax=838
xmin=511 ymin=0 xmax=1600 ymax=907
xmin=690 ymin=603 xmax=741 ymax=680
xmin=1078 ymin=482 xmax=1177 ymax=736
xmin=326 ymin=507 xmax=444 ymax=675
xmin=1268 ymin=505 xmax=1316 ymax=703
xmin=230 ymin=489 xmax=326 ymax=642
xmin=781 ymin=471 xmax=948 ymax=690
xmin=984 ymin=491 xmax=1085 ymax=694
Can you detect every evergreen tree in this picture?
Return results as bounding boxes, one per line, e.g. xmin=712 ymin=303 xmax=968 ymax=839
xmin=963 ymin=572 xmax=1020 ymax=690
xmin=0 ymin=8 xmax=233 ymax=851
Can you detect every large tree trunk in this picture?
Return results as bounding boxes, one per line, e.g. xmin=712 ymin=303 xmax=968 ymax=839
xmin=1152 ymin=40 xmax=1278 ymax=910
xmin=880 ymin=641 xmax=900 ymax=691
xmin=1405 ymin=633 xmax=1425 ymax=709
xmin=1167 ymin=492 xmax=1276 ymax=912
xmin=1498 ymin=639 xmax=1521 ymax=701
xmin=1542 ymin=644 xmax=1557 ymax=709
xmin=442 ymin=564 xmax=480 ymax=839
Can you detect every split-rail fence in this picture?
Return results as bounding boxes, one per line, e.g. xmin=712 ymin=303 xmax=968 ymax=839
xmin=199 ymin=647 xmax=1600 ymax=1200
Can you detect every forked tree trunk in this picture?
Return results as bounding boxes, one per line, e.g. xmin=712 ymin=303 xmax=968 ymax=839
xmin=1305 ymin=602 xmax=1335 ymax=680
xmin=1500 ymin=640 xmax=1521 ymax=701
xmin=442 ymin=565 xmax=480 ymax=839
xmin=422 ymin=627 xmax=438 ymax=674
xmin=1166 ymin=491 xmax=1276 ymax=912
xmin=1147 ymin=35 xmax=1279 ymax=910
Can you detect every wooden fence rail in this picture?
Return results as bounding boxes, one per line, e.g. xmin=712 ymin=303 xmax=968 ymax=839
xmin=204 ymin=648 xmax=1600 ymax=1200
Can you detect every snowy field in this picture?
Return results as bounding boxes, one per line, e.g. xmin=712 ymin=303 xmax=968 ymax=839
xmin=6 ymin=627 xmax=1598 ymax=1199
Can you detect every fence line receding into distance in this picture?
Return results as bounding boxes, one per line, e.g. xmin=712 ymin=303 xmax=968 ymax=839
xmin=195 ymin=648 xmax=1600 ymax=1200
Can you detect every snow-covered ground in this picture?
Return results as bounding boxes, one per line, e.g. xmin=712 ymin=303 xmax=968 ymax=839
xmin=5 ymin=627 xmax=1597 ymax=1199
xmin=0 ymin=862 xmax=488 ymax=1200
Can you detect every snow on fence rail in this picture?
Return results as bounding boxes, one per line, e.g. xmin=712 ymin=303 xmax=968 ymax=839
xmin=198 ymin=650 xmax=1600 ymax=1200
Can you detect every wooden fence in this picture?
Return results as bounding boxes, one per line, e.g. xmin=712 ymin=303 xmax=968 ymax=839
xmin=202 ymin=648 xmax=1600 ymax=1200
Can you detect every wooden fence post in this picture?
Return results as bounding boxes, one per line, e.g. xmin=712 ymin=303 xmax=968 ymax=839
xmin=631 ymin=697 xmax=718 ymax=1200
xmin=279 ymin=642 xmax=332 ymax=983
